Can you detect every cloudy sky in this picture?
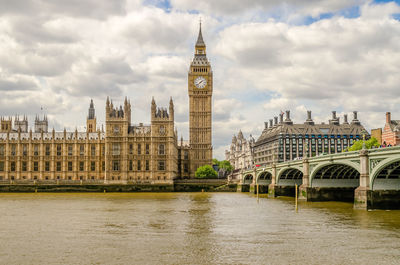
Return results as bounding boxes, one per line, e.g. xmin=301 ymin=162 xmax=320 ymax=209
xmin=0 ymin=0 xmax=399 ymax=159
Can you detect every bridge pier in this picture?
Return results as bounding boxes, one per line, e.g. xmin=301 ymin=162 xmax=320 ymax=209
xmin=237 ymin=184 xmax=250 ymax=192
xmin=268 ymin=164 xmax=277 ymax=197
xmin=354 ymin=149 xmax=370 ymax=210
xmin=298 ymin=158 xmax=310 ymax=201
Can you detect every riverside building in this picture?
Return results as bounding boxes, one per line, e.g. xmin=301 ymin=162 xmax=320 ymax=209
xmin=225 ymin=130 xmax=255 ymax=170
xmin=0 ymin=24 xmax=213 ymax=182
xmin=254 ymin=111 xmax=368 ymax=166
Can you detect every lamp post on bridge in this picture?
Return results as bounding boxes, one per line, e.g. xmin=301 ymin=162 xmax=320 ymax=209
xmin=361 ymin=129 xmax=367 ymax=150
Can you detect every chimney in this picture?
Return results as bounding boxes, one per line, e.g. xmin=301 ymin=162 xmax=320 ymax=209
xmin=352 ymin=111 xmax=360 ymax=125
xmin=386 ymin=112 xmax=391 ymax=124
xmin=264 ymin=122 xmax=268 ymax=129
xmin=284 ymin=110 xmax=293 ymax=125
xmin=279 ymin=113 xmax=284 ymax=124
xmin=344 ymin=114 xmax=348 ymax=124
xmin=285 ymin=110 xmax=290 ymax=121
xmin=305 ymin=110 xmax=314 ymax=125
xmin=274 ymin=116 xmax=278 ymax=126
xmin=329 ymin=111 xmax=339 ymax=125
xmin=269 ymin=119 xmax=273 ymax=127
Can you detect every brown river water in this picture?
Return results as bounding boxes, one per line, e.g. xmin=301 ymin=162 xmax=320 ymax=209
xmin=0 ymin=192 xmax=399 ymax=265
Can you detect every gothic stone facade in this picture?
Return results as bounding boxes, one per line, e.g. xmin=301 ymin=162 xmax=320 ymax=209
xmin=225 ymin=130 xmax=255 ymax=170
xmin=188 ymin=23 xmax=213 ymax=177
xmin=0 ymin=25 xmax=212 ymax=182
xmin=254 ymin=110 xmax=369 ymax=167
xmin=0 ymin=97 xmax=178 ymax=183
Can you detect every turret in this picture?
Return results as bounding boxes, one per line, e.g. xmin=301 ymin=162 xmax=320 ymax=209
xmin=87 ymin=99 xmax=96 ymax=133
xmin=0 ymin=116 xmax=12 ymax=133
xmin=34 ymin=115 xmax=48 ymax=133
xmin=14 ymin=115 xmax=28 ymax=132
xmin=169 ymin=97 xmax=174 ymax=121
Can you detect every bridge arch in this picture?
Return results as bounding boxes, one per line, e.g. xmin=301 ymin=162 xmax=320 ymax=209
xmin=243 ymin=174 xmax=254 ymax=184
xmin=371 ymin=157 xmax=400 ymax=190
xmin=277 ymin=168 xmax=303 ymax=186
xmin=310 ymin=163 xmax=360 ymax=188
xmin=257 ymin=171 xmax=272 ymax=185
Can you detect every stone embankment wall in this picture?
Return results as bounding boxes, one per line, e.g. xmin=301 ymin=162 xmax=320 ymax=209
xmin=0 ymin=179 xmax=237 ymax=193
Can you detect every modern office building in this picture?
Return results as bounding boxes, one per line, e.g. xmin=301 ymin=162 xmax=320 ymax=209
xmin=254 ymin=110 xmax=368 ymax=166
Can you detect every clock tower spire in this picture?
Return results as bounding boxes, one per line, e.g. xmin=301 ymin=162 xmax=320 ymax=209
xmin=188 ymin=22 xmax=213 ymax=177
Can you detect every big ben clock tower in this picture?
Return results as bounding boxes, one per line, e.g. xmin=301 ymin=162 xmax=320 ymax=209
xmin=188 ymin=22 xmax=213 ymax=176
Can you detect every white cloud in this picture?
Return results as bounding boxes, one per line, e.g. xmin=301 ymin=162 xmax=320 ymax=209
xmin=0 ymin=0 xmax=399 ymax=160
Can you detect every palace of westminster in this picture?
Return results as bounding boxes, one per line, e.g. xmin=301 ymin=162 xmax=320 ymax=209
xmin=0 ymin=25 xmax=213 ymax=183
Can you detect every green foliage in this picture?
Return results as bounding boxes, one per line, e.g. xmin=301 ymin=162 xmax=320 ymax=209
xmin=195 ymin=165 xmax=218 ymax=179
xmin=212 ymin=159 xmax=233 ymax=172
xmin=347 ymin=137 xmax=380 ymax=151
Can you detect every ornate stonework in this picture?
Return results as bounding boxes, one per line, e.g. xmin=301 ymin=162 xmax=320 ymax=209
xmin=188 ymin=23 xmax=213 ymax=177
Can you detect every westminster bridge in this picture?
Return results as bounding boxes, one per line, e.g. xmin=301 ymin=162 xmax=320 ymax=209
xmin=240 ymin=146 xmax=400 ymax=210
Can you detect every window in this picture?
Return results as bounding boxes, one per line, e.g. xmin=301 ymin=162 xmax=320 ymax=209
xmin=137 ymin=160 xmax=141 ymax=171
xmin=158 ymin=144 xmax=165 ymax=155
xmin=91 ymin=145 xmax=96 ymax=156
xmin=102 ymin=161 xmax=105 ymax=171
xmin=112 ymin=143 xmax=120 ymax=155
xmin=45 ymin=161 xmax=50 ymax=172
xmin=158 ymin=161 xmax=165 ymax=171
xmin=45 ymin=145 xmax=50 ymax=156
xmin=113 ymin=161 xmax=120 ymax=171
xmin=22 ymin=161 xmax=27 ymax=171
xmin=56 ymin=162 xmax=61 ymax=172
xmin=11 ymin=162 xmax=16 ymax=172
xmin=79 ymin=161 xmax=84 ymax=171
xmin=0 ymin=145 xmax=4 ymax=156
xmin=184 ymin=151 xmax=189 ymax=160
xmin=23 ymin=145 xmax=28 ymax=156
xmin=80 ymin=145 xmax=85 ymax=156
xmin=145 ymin=144 xmax=150 ymax=155
xmin=91 ymin=161 xmax=96 ymax=171
xmin=129 ymin=160 xmax=133 ymax=171
xmin=68 ymin=162 xmax=72 ymax=171
xmin=11 ymin=145 xmax=16 ymax=156
xmin=33 ymin=162 xmax=38 ymax=172
xmin=57 ymin=145 xmax=62 ymax=156
xmin=129 ymin=144 xmax=133 ymax=155
xmin=184 ymin=163 xmax=188 ymax=173
xmin=33 ymin=145 xmax=39 ymax=156
xmin=145 ymin=160 xmax=149 ymax=171
xmin=68 ymin=145 xmax=73 ymax=156
xmin=137 ymin=144 xmax=141 ymax=155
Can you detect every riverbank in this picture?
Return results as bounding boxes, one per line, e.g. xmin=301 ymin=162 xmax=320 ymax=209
xmin=0 ymin=179 xmax=237 ymax=193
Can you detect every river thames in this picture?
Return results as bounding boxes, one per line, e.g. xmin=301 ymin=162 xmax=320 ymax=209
xmin=0 ymin=193 xmax=399 ymax=264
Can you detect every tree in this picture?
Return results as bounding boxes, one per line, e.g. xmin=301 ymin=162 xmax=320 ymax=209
xmin=347 ymin=137 xmax=380 ymax=152
xmin=195 ymin=165 xmax=218 ymax=179
xmin=212 ymin=159 xmax=233 ymax=172
xmin=218 ymin=160 xmax=233 ymax=172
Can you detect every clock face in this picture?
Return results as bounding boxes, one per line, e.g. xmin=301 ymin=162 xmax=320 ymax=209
xmin=194 ymin=76 xmax=207 ymax=89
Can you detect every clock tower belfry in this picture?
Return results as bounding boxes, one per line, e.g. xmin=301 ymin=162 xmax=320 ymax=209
xmin=188 ymin=22 xmax=213 ymax=176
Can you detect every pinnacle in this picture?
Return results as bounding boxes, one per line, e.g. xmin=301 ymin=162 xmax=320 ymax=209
xmin=196 ymin=22 xmax=205 ymax=47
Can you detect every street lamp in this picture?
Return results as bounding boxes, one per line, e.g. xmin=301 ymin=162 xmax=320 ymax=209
xmin=361 ymin=129 xmax=367 ymax=150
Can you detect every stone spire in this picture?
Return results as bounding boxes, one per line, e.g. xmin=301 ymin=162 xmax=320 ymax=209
xmin=196 ymin=21 xmax=205 ymax=47
xmin=88 ymin=99 xmax=95 ymax=120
